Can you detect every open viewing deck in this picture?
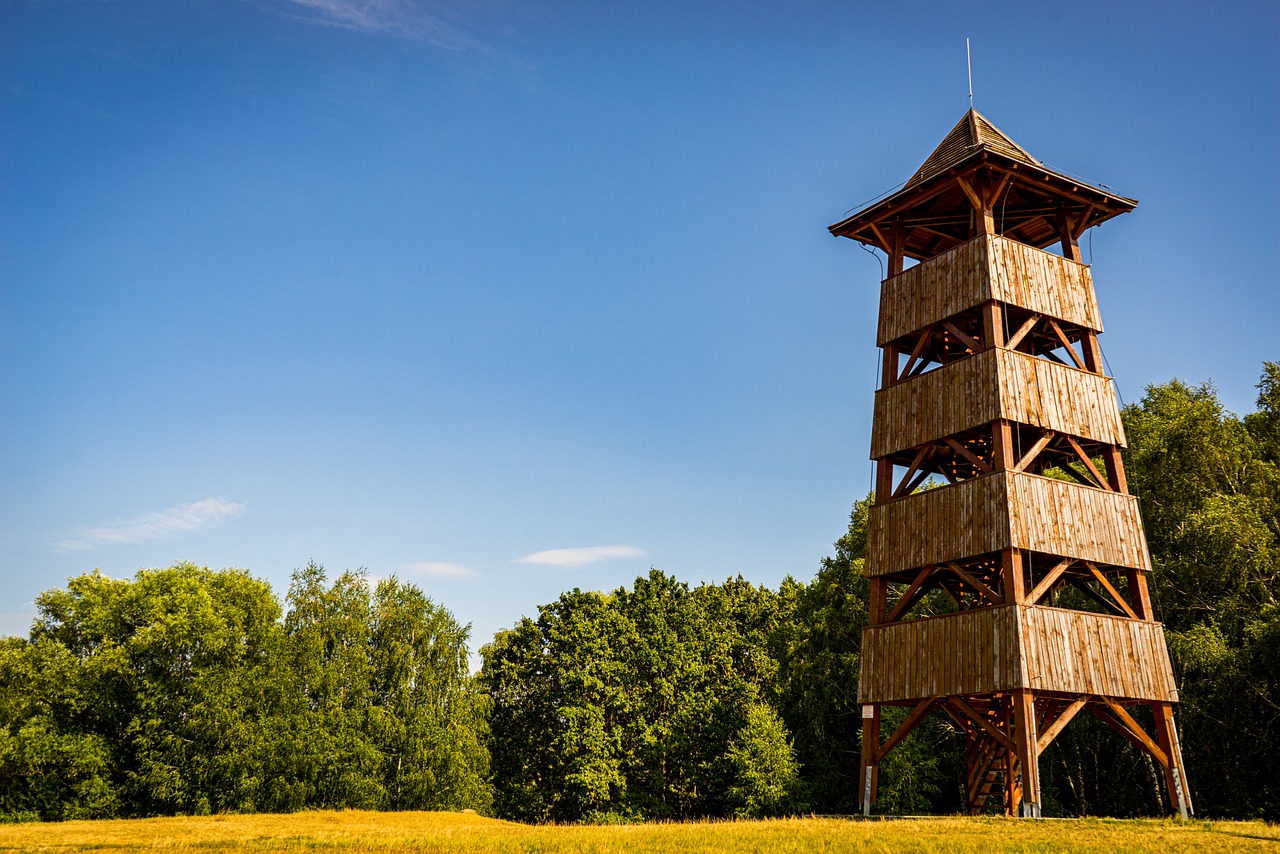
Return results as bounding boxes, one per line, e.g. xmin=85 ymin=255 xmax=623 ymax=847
xmin=858 ymin=604 xmax=1179 ymax=705
xmin=865 ymin=471 xmax=1151 ymax=577
xmin=877 ymin=233 xmax=1103 ymax=347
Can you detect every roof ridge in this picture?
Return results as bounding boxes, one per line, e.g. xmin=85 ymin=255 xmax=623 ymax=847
xmin=906 ymin=109 xmax=1041 ymax=187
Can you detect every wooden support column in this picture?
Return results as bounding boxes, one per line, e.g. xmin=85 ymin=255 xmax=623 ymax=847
xmin=1103 ymin=446 xmax=1129 ymax=493
xmin=888 ymin=221 xmax=906 ymax=278
xmin=991 ymin=419 xmax=1015 ymax=472
xmin=958 ymin=174 xmax=996 ymax=237
xmin=1057 ymin=204 xmax=1083 ymax=263
xmin=1013 ymin=690 xmax=1041 ymax=817
xmin=981 ymin=301 xmax=1005 ymax=350
xmin=1153 ymin=703 xmax=1192 ymax=819
xmin=869 ymin=578 xmax=888 ymax=626
xmin=860 ymin=704 xmax=881 ymax=815
xmin=881 ymin=343 xmax=899 ymax=389
xmin=1081 ymin=330 xmax=1104 ymax=374
xmin=1001 ymin=547 xmax=1026 ymax=605
xmin=1125 ymin=568 xmax=1154 ymax=621
xmin=875 ymin=458 xmax=895 ymax=504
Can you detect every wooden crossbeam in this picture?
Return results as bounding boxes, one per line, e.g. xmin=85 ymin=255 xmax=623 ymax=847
xmin=943 ymin=562 xmax=1003 ymax=605
xmin=876 ymin=698 xmax=936 ymax=763
xmin=1070 ymin=578 xmax=1126 ymax=616
xmin=1093 ymin=699 xmax=1170 ymax=769
xmin=1085 ymin=562 xmax=1138 ymax=619
xmin=1028 ymin=558 xmax=1074 ymax=604
xmin=1005 ymin=314 xmax=1041 ymax=351
xmin=1042 ymin=350 xmax=1070 ymax=366
xmin=1036 ymin=697 xmax=1086 ymax=753
xmin=1048 ymin=319 xmax=1087 ymax=370
xmin=985 ymin=172 xmax=1013 ymax=210
xmin=1072 ymin=204 xmax=1096 ymax=240
xmin=1064 ymin=435 xmax=1112 ymax=491
xmin=900 ymin=326 xmax=934 ymax=380
xmin=900 ymin=465 xmax=935 ymax=497
xmin=1015 ymin=431 xmax=1054 ymax=472
xmin=955 ymin=175 xmax=985 ymax=212
xmin=943 ymin=436 xmax=992 ymax=473
xmin=866 ymin=222 xmax=890 ymax=254
xmin=949 ymin=698 xmax=1017 ymax=753
xmin=886 ymin=565 xmax=935 ymax=623
xmin=941 ymin=320 xmax=982 ymax=354
xmin=894 ymin=444 xmax=934 ymax=498
xmin=1059 ymin=459 xmax=1100 ymax=488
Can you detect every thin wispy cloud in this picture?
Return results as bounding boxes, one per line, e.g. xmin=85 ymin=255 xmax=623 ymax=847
xmin=278 ymin=0 xmax=481 ymax=49
xmin=516 ymin=545 xmax=646 ymax=568
xmin=403 ymin=561 xmax=478 ymax=579
xmin=57 ymin=498 xmax=245 ymax=552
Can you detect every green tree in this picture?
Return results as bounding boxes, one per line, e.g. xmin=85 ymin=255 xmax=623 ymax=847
xmin=724 ymin=702 xmax=802 ymax=817
xmin=480 ymin=570 xmax=795 ymax=822
xmin=1108 ymin=366 xmax=1280 ymax=820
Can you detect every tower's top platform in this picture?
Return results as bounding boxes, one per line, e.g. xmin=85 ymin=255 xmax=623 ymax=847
xmin=829 ymin=109 xmax=1138 ymax=262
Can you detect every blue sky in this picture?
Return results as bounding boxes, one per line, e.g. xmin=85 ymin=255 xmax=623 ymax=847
xmin=2 ymin=0 xmax=1277 ymax=651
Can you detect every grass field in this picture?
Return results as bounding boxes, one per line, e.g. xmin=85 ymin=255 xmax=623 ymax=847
xmin=0 ymin=810 xmax=1275 ymax=853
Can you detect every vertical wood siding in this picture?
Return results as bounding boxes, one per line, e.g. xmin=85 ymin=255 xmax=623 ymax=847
xmin=858 ymin=606 xmax=1178 ymax=704
xmin=1006 ymin=474 xmax=1151 ymax=570
xmin=866 ymin=472 xmax=1151 ymax=577
xmin=877 ymin=234 xmax=1102 ymax=346
xmin=870 ymin=349 xmax=1124 ymax=459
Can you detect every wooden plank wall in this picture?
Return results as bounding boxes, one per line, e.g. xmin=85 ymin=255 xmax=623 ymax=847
xmin=866 ymin=475 xmax=1010 ymax=576
xmin=867 ymin=472 xmax=1150 ymax=577
xmin=858 ymin=607 xmax=1021 ymax=704
xmin=859 ymin=605 xmax=1178 ymax=704
xmin=871 ymin=349 xmax=1001 ymax=459
xmin=987 ymin=238 xmax=1103 ymax=333
xmin=996 ymin=349 xmax=1126 ymax=447
xmin=870 ymin=349 xmax=1124 ymax=459
xmin=1007 ymin=473 xmax=1151 ymax=570
xmin=877 ymin=234 xmax=1102 ymax=346
xmin=1019 ymin=607 xmax=1178 ymax=702
xmin=878 ymin=237 xmax=990 ymax=346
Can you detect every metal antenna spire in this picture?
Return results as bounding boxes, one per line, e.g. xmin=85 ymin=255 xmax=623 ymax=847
xmin=967 ymin=38 xmax=974 ymax=108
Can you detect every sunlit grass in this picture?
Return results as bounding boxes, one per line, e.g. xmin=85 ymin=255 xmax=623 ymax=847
xmin=1 ymin=810 xmax=1275 ymax=852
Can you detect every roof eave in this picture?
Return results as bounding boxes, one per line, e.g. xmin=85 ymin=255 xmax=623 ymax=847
xmin=829 ymin=150 xmax=1136 ymax=243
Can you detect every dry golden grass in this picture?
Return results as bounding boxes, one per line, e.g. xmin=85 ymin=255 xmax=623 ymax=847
xmin=0 ymin=810 xmax=1275 ymax=853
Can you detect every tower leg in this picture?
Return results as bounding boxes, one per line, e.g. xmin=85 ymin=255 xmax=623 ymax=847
xmin=1013 ymin=690 xmax=1041 ymax=817
xmin=1153 ymin=702 xmax=1192 ymax=818
xmin=861 ymin=704 xmax=880 ymax=815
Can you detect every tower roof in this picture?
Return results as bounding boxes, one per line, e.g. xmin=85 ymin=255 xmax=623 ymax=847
xmin=829 ymin=110 xmax=1137 ymax=261
xmin=907 ymin=109 xmax=1041 ymax=187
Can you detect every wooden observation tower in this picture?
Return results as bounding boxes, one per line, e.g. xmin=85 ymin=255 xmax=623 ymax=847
xmin=829 ymin=110 xmax=1192 ymax=818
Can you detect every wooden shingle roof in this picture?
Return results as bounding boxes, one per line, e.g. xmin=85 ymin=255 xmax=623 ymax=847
xmin=829 ymin=110 xmax=1137 ymax=261
xmin=907 ymin=109 xmax=1041 ymax=187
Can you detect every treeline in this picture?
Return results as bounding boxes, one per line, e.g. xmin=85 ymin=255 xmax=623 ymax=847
xmin=0 ymin=565 xmax=490 ymax=820
xmin=2 ymin=365 xmax=1277 ymax=821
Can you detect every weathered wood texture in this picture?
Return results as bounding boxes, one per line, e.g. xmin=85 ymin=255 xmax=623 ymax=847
xmin=859 ymin=607 xmax=1020 ymax=704
xmin=865 ymin=472 xmax=1151 ymax=577
xmin=877 ymin=234 xmax=1102 ymax=346
xmin=871 ymin=348 xmax=1125 ymax=459
xmin=858 ymin=605 xmax=1178 ymax=704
